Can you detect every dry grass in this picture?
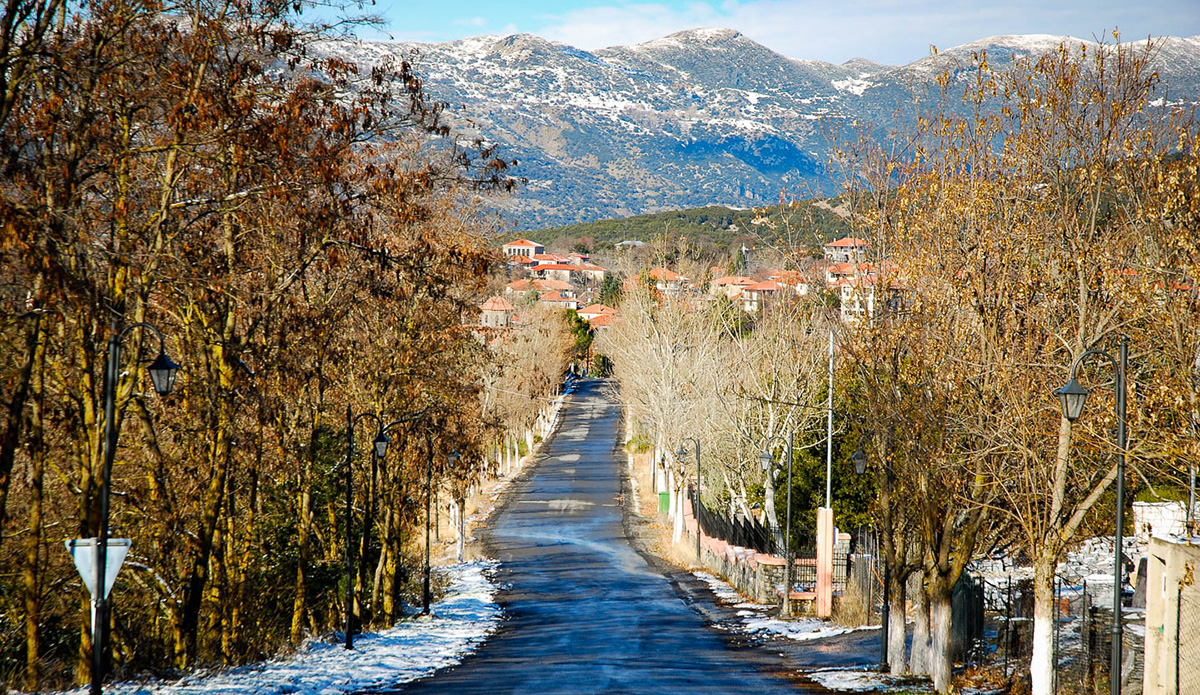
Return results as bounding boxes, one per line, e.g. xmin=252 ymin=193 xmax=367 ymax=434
xmin=831 ymin=580 xmax=876 ymax=628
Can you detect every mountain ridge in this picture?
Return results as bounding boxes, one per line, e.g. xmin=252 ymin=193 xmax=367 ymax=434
xmin=318 ymin=30 xmax=1200 ymax=230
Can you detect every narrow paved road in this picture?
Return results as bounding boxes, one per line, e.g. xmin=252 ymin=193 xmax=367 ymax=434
xmin=396 ymin=379 xmax=801 ymax=694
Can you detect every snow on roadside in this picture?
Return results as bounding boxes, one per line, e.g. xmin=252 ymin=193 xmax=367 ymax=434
xmin=82 ymin=560 xmax=501 ymax=695
xmin=807 ymin=667 xmax=939 ymax=693
xmin=693 ymin=571 xmax=878 ymax=642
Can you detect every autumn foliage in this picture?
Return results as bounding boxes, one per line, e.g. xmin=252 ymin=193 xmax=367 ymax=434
xmin=0 ymin=0 xmax=522 ymax=688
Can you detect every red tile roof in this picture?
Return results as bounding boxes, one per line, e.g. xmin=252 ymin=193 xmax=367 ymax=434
xmin=649 ymin=267 xmax=686 ymax=282
xmin=536 ymin=279 xmax=573 ymax=291
xmin=538 ymin=291 xmax=575 ymax=304
xmin=825 ymin=237 xmax=870 ymax=248
xmin=480 ymin=296 xmax=516 ymax=312
xmin=507 ymin=254 xmax=535 ymax=264
xmin=745 ymin=280 xmax=782 ymax=292
xmin=714 ymin=275 xmax=755 ymax=286
xmin=536 ymin=263 xmax=579 ymax=272
xmin=768 ymin=270 xmax=808 ymax=284
xmin=588 ymin=314 xmax=616 ymax=327
xmin=505 ymin=239 xmax=542 ymax=247
xmin=578 ymin=303 xmax=618 ymax=316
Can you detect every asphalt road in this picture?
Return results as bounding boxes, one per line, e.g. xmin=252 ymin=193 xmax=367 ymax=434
xmin=394 ymin=379 xmax=806 ymax=694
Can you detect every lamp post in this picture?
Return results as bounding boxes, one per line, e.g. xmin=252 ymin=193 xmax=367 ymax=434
xmin=92 ymin=322 xmax=180 ymax=695
xmin=760 ymin=433 xmax=795 ymax=618
xmin=1055 ymin=335 xmax=1128 ymax=695
xmin=343 ymin=408 xmax=389 ymax=649
xmin=676 ymin=437 xmax=701 ymax=561
xmin=423 ymin=434 xmax=459 ymax=615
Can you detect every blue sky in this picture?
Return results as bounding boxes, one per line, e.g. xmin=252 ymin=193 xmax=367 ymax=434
xmin=351 ymin=0 xmax=1200 ymax=65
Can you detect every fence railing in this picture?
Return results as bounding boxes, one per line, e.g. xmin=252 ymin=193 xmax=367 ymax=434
xmin=691 ymin=486 xmax=776 ymax=556
xmin=978 ymin=573 xmax=1143 ymax=695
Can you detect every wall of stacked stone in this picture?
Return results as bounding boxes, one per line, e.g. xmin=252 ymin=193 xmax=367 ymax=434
xmin=691 ymin=526 xmax=816 ymax=611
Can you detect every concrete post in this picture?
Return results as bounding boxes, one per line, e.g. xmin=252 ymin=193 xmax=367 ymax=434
xmin=816 ymin=507 xmax=834 ymax=618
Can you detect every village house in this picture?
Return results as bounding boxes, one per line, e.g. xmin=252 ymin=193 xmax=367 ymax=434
xmin=739 ymin=279 xmax=782 ymax=313
xmin=577 ymin=303 xmax=618 ymax=323
xmin=538 ymin=291 xmax=579 ymax=310
xmin=505 ymin=278 xmax=576 ymax=297
xmin=838 ymin=276 xmax=876 ymax=324
xmin=648 ymin=267 xmax=690 ymax=295
xmin=531 ymin=253 xmax=572 ymax=266
xmin=823 ymin=237 xmax=870 ymax=264
xmin=710 ymin=276 xmax=756 ymax=300
xmin=766 ymin=269 xmax=813 ymax=296
xmin=587 ymin=313 xmax=617 ymax=330
xmin=503 ymin=239 xmax=545 ymax=258
xmin=533 ymin=263 xmax=581 ymax=285
xmin=479 ymin=295 xmax=516 ymax=328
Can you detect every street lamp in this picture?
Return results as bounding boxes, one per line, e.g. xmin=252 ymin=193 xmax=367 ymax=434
xmin=676 ymin=437 xmax=701 ymax=561
xmin=92 ymin=322 xmax=180 ymax=695
xmin=344 ymin=408 xmax=389 ymax=649
xmin=760 ymin=433 xmax=795 ymax=617
xmin=1055 ymin=335 xmax=1128 ymax=695
xmin=423 ymin=437 xmax=459 ymax=615
xmin=851 ymin=446 xmax=867 ymax=476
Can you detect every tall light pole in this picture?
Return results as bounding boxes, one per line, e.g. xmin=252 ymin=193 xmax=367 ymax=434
xmin=92 ymin=322 xmax=180 ymax=695
xmin=676 ymin=437 xmax=701 ymax=561
xmin=760 ymin=433 xmax=795 ymax=618
xmin=825 ymin=330 xmax=834 ymax=508
xmin=1055 ymin=335 xmax=1128 ymax=695
xmin=343 ymin=408 xmax=389 ymax=649
xmin=423 ymin=432 xmax=459 ymax=615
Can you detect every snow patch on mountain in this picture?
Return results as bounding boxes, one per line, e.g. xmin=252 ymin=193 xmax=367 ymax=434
xmin=831 ymin=77 xmax=875 ymax=96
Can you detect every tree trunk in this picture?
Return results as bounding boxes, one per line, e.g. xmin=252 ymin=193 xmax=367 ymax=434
xmin=888 ymin=574 xmax=908 ymax=675
xmin=667 ymin=468 xmax=676 ymax=519
xmin=23 ymin=314 xmax=47 ymax=690
xmin=910 ymin=575 xmax=931 ymax=676
xmin=456 ymin=497 xmax=466 ymax=562
xmin=929 ymin=587 xmax=954 ymax=693
xmin=672 ymin=481 xmax=685 ymax=544
xmin=290 ymin=422 xmax=318 ymax=644
xmin=1029 ymin=556 xmax=1057 ymax=695
xmin=0 ymin=301 xmax=41 ymax=549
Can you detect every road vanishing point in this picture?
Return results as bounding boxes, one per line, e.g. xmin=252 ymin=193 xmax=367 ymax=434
xmin=393 ymin=379 xmax=835 ymax=694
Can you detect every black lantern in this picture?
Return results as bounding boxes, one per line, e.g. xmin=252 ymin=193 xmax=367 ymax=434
xmin=759 ymin=450 xmax=774 ymax=471
xmin=373 ymin=430 xmax=390 ymax=458
xmin=676 ymin=446 xmax=688 ymax=461
xmin=1055 ymin=375 xmax=1090 ymax=422
xmin=852 ymin=446 xmax=867 ymax=475
xmin=147 ymin=351 xmax=181 ymax=396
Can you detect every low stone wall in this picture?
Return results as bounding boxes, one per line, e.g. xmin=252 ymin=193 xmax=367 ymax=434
xmin=686 ymin=513 xmax=819 ymax=614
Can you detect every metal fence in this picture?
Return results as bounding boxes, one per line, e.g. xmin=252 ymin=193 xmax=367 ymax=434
xmin=980 ymin=574 xmax=1143 ymax=695
xmin=1176 ymin=588 xmax=1200 ymax=695
xmin=847 ymin=527 xmax=884 ymax=617
xmin=691 ymin=486 xmax=776 ymax=556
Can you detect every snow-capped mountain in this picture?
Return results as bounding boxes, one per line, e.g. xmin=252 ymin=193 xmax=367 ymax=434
xmin=321 ymin=30 xmax=1200 ymax=230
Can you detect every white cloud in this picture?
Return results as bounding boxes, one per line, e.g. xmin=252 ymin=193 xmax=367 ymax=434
xmin=454 ymin=16 xmax=489 ymax=28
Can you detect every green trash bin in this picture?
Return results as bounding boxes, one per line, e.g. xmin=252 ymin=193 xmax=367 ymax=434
xmin=658 ymin=491 xmax=670 ymax=515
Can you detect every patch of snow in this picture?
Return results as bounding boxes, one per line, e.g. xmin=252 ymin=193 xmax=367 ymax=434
xmin=693 ymin=571 xmax=878 ymax=643
xmin=810 ymin=667 xmax=898 ymax=692
xmin=831 ymin=77 xmax=875 ymax=96
xmin=83 ymin=561 xmax=501 ymax=695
